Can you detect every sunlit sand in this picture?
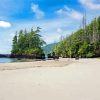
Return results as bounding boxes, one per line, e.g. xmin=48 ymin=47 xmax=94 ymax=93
xmin=0 ymin=58 xmax=100 ymax=100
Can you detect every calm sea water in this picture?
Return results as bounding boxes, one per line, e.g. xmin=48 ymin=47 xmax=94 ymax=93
xmin=0 ymin=58 xmax=17 ymax=63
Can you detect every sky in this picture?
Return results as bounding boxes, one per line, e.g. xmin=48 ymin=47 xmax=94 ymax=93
xmin=0 ymin=0 xmax=100 ymax=54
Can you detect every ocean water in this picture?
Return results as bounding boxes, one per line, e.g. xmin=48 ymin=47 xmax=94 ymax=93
xmin=0 ymin=58 xmax=17 ymax=63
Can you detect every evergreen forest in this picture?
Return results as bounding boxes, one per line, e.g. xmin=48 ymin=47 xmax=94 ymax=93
xmin=54 ymin=16 xmax=100 ymax=58
xmin=11 ymin=27 xmax=46 ymax=58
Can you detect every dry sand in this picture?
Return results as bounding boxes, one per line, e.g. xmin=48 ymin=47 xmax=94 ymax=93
xmin=0 ymin=58 xmax=100 ymax=100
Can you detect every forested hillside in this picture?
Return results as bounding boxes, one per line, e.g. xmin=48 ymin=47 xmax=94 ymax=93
xmin=42 ymin=43 xmax=57 ymax=55
xmin=54 ymin=16 xmax=100 ymax=58
xmin=11 ymin=27 xmax=46 ymax=58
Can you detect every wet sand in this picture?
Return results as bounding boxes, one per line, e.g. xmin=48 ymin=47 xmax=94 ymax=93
xmin=0 ymin=59 xmax=73 ymax=70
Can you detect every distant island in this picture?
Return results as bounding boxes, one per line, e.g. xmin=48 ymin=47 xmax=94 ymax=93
xmin=11 ymin=27 xmax=46 ymax=59
xmin=0 ymin=54 xmax=11 ymax=58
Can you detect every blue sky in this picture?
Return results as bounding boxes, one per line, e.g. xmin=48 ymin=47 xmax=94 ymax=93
xmin=0 ymin=0 xmax=100 ymax=54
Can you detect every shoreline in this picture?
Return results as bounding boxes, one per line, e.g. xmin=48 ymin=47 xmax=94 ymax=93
xmin=0 ymin=58 xmax=99 ymax=71
xmin=0 ymin=58 xmax=74 ymax=71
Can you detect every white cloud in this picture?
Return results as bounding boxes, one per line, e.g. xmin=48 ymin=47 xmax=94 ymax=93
xmin=31 ymin=3 xmax=45 ymax=19
xmin=43 ymin=29 xmax=71 ymax=44
xmin=56 ymin=6 xmax=83 ymax=20
xmin=57 ymin=28 xmax=63 ymax=33
xmin=43 ymin=33 xmax=61 ymax=44
xmin=0 ymin=21 xmax=11 ymax=28
xmin=70 ymin=10 xmax=83 ymax=20
xmin=79 ymin=0 xmax=100 ymax=10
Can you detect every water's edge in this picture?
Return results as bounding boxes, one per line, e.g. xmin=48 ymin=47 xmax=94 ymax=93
xmin=0 ymin=58 xmax=18 ymax=63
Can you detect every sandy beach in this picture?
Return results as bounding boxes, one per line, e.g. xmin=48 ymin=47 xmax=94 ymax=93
xmin=0 ymin=58 xmax=100 ymax=100
xmin=0 ymin=58 xmax=73 ymax=70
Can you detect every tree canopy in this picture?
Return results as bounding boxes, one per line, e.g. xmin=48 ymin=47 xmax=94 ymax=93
xmin=11 ymin=27 xmax=46 ymax=58
xmin=54 ymin=16 xmax=100 ymax=58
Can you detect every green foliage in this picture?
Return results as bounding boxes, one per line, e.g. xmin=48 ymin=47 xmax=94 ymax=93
xmin=86 ymin=52 xmax=94 ymax=58
xmin=11 ymin=27 xmax=45 ymax=56
xmin=78 ymin=42 xmax=93 ymax=57
xmin=24 ymin=48 xmax=43 ymax=55
xmin=12 ymin=33 xmax=19 ymax=54
xmin=54 ymin=16 xmax=100 ymax=58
